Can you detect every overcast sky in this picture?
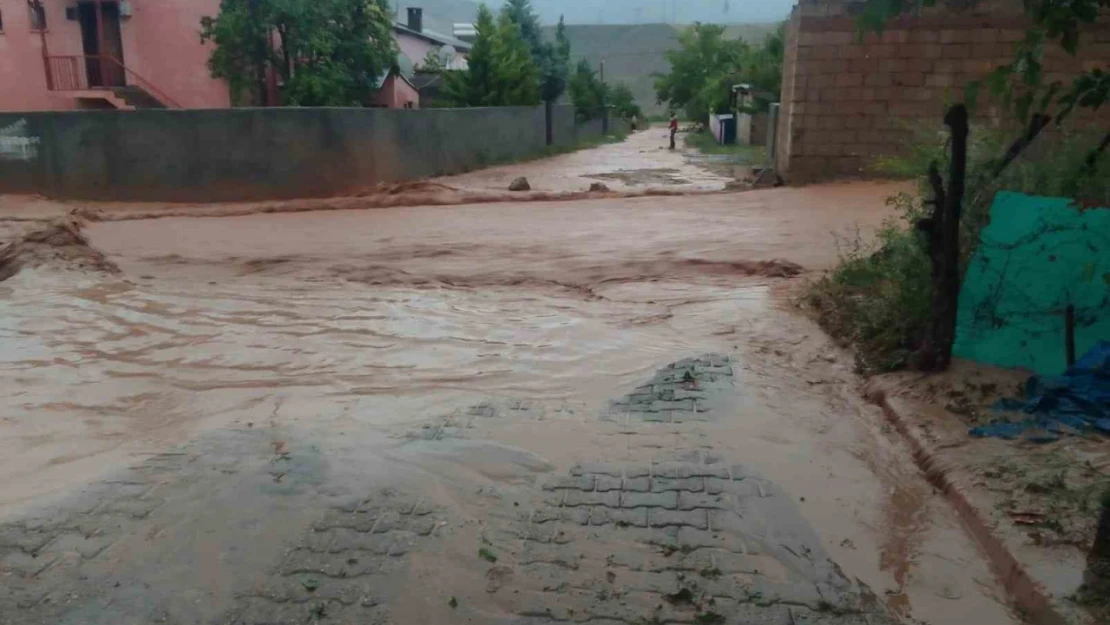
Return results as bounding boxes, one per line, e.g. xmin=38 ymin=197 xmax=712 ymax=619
xmin=492 ymin=0 xmax=792 ymax=25
xmin=395 ymin=0 xmax=794 ymax=27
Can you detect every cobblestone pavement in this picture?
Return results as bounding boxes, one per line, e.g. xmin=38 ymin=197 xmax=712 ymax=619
xmin=606 ymin=355 xmax=736 ymax=424
xmin=0 ymin=356 xmax=900 ymax=624
xmin=482 ymin=454 xmax=897 ymax=624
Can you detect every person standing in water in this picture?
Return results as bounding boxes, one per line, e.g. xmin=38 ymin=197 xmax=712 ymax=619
xmin=668 ymin=114 xmax=678 ymax=150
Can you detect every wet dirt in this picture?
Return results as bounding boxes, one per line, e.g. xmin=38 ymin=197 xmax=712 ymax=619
xmin=0 ymin=217 xmax=120 ymax=282
xmin=586 ymin=168 xmax=691 ymax=187
xmin=440 ymin=130 xmax=733 ymax=193
xmin=870 ymin=367 xmax=1110 ymax=623
xmin=0 ymin=158 xmax=1021 ymax=623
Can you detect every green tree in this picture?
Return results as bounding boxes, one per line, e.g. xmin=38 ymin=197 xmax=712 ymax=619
xmin=501 ymin=0 xmax=542 ymax=51
xmin=201 ymin=0 xmax=396 ymax=107
xmin=609 ymin=83 xmax=642 ymax=120
xmin=539 ymin=16 xmax=572 ymax=103
xmin=653 ymin=23 xmax=783 ymax=121
xmin=442 ymin=5 xmax=540 ymax=107
xmin=568 ymin=59 xmax=608 ymax=120
xmin=421 ymin=49 xmax=447 ymax=73
xmin=501 ymin=1 xmax=570 ymax=103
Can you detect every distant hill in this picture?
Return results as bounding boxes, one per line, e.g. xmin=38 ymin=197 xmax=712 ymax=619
xmin=393 ymin=0 xmax=792 ymax=26
xmin=527 ymin=0 xmax=791 ymax=25
xmin=393 ymin=0 xmax=789 ymax=31
xmin=392 ymin=1 xmax=780 ymax=115
xmin=542 ymin=22 xmax=779 ymax=115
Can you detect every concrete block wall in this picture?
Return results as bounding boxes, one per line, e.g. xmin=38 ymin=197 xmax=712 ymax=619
xmin=0 ymin=104 xmax=590 ymax=202
xmin=776 ymin=0 xmax=1110 ymax=183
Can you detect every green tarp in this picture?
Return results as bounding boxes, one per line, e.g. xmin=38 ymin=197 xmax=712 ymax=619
xmin=954 ymin=191 xmax=1110 ymax=375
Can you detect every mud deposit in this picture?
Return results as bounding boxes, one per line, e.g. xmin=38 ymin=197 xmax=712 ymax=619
xmin=0 ymin=185 xmax=1019 ymax=624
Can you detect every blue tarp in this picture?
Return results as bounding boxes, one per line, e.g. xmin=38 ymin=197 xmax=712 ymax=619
xmin=971 ymin=341 xmax=1110 ymax=441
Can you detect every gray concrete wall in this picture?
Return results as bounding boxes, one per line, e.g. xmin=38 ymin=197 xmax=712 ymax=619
xmin=551 ymin=104 xmax=579 ymax=148
xmin=0 ymin=105 xmax=591 ymax=202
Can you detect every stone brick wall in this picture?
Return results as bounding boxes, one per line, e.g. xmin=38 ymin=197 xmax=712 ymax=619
xmin=776 ymin=0 xmax=1110 ymax=183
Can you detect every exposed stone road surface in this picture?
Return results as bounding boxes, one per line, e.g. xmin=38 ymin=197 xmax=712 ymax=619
xmin=0 ymin=136 xmax=1019 ymax=624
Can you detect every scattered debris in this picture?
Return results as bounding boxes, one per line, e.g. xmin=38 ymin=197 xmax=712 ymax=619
xmin=694 ymin=611 xmax=726 ymax=625
xmin=663 ymin=587 xmax=696 ymax=606
xmin=0 ymin=217 xmax=120 ymax=282
xmin=698 ymin=567 xmax=722 ymax=579
xmin=972 ymin=341 xmax=1110 ymax=440
xmin=1010 ymin=511 xmax=1047 ymax=525
xmin=69 ymin=206 xmax=105 ymax=221
xmin=485 ymin=565 xmax=513 ymax=593
xmin=588 ymin=168 xmax=690 ymax=187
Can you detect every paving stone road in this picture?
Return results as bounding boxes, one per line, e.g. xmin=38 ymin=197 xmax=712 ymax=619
xmin=0 ymin=355 xmax=900 ymax=624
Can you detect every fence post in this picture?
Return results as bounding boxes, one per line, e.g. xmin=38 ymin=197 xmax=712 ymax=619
xmin=545 ymin=100 xmax=553 ymax=147
xmin=929 ymin=104 xmax=968 ymax=371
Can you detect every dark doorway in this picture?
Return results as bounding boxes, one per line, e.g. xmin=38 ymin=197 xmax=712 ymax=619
xmin=78 ymin=2 xmax=125 ymax=88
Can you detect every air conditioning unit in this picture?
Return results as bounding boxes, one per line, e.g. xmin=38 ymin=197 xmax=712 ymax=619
xmin=119 ymin=1 xmax=133 ymax=18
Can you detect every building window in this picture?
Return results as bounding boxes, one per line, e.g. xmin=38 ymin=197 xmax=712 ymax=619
xmin=28 ymin=1 xmax=46 ymax=31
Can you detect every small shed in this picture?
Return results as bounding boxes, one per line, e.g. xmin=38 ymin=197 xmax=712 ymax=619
xmin=373 ymin=69 xmax=420 ymax=109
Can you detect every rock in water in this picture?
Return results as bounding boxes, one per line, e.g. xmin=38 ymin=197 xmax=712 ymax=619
xmin=509 ymin=177 xmax=531 ymax=192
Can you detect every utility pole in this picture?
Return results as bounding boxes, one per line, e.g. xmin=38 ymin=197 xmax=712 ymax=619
xmin=600 ymin=59 xmax=609 ymax=135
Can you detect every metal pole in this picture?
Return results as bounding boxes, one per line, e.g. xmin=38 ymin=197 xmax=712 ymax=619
xmin=36 ymin=1 xmax=53 ymax=90
xmin=1065 ymin=304 xmax=1077 ymax=368
xmin=94 ymin=0 xmax=105 ymax=86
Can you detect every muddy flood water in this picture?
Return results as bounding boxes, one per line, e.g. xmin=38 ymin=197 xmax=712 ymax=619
xmin=0 ymin=153 xmax=1023 ymax=624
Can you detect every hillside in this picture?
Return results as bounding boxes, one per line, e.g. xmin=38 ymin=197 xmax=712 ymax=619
xmin=542 ymin=22 xmax=780 ymax=115
xmin=532 ymin=0 xmax=789 ymax=25
xmin=393 ymin=0 xmax=781 ymax=115
xmin=396 ymin=0 xmax=792 ymax=26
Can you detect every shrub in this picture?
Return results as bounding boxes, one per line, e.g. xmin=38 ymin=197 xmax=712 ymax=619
xmin=807 ymin=125 xmax=1110 ymax=374
xmin=806 ymin=193 xmax=933 ymax=373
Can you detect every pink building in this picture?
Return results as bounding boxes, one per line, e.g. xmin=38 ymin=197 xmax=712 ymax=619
xmin=0 ymin=0 xmax=230 ymax=110
xmin=373 ymin=69 xmax=420 ymax=109
xmin=394 ymin=8 xmax=470 ymax=73
xmin=0 ymin=2 xmax=468 ymax=112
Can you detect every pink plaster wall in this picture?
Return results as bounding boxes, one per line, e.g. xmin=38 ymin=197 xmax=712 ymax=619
xmin=0 ymin=0 xmax=229 ymax=111
xmin=122 ymin=0 xmax=230 ymax=108
xmin=374 ymin=74 xmax=419 ymax=109
xmin=396 ymin=31 xmax=438 ymax=70
xmin=0 ymin=0 xmax=85 ymax=110
xmin=396 ymin=30 xmax=468 ymax=70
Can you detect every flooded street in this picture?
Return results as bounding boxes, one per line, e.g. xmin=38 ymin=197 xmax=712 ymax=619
xmin=0 ymin=136 xmax=1020 ymax=624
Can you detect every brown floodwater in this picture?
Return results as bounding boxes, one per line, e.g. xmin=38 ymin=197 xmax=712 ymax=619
xmin=0 ymin=178 xmax=1021 ymax=623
